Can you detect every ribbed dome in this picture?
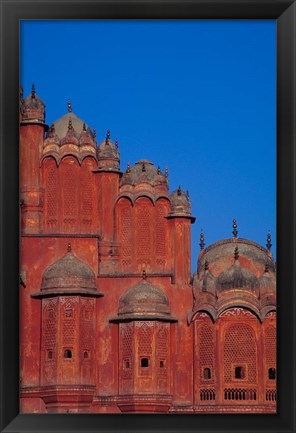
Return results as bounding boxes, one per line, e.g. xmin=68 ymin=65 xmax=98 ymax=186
xmin=217 ymin=258 xmax=257 ymax=292
xmin=21 ymin=85 xmax=45 ymax=123
xmin=256 ymin=265 xmax=276 ymax=293
xmin=41 ymin=251 xmax=96 ymax=291
xmin=96 ymin=132 xmax=120 ymax=171
xmin=167 ymin=187 xmax=195 ymax=221
xmin=50 ymin=112 xmax=91 ymax=141
xmin=111 ymin=279 xmax=177 ymax=322
xmin=120 ymin=160 xmax=167 ymax=187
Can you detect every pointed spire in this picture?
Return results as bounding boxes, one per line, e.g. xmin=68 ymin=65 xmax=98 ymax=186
xmin=68 ymin=99 xmax=72 ymax=113
xmin=82 ymin=122 xmax=86 ymax=131
xmin=165 ymin=167 xmax=168 ymax=178
xmin=204 ymin=259 xmax=209 ymax=271
xmin=234 ymin=246 xmax=239 ymax=260
xmin=105 ymin=129 xmax=110 ymax=145
xmin=157 ymin=166 xmax=161 ymax=175
xmin=177 ymin=186 xmax=182 ymax=196
xmin=142 ymin=269 xmax=147 ymax=280
xmin=115 ymin=137 xmax=119 ymax=149
xmin=266 ymin=230 xmax=272 ymax=251
xmin=127 ymin=162 xmax=131 ymax=173
xmin=186 ymin=189 xmax=190 ymax=199
xmin=264 ymin=263 xmax=269 ymax=273
xmin=31 ymin=84 xmax=36 ymax=98
xmin=199 ymin=229 xmax=205 ymax=250
xmin=67 ymin=242 xmax=72 ymax=253
xmin=232 ymin=218 xmax=238 ymax=238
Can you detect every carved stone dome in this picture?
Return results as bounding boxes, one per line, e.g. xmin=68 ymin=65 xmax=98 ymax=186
xmin=111 ymin=279 xmax=177 ymax=322
xmin=120 ymin=160 xmax=167 ymax=187
xmin=41 ymin=251 xmax=96 ymax=291
xmin=167 ymin=187 xmax=195 ymax=221
xmin=53 ymin=112 xmax=88 ymax=140
xmin=21 ymin=85 xmax=46 ymax=124
xmin=96 ymin=131 xmax=120 ymax=171
xmin=32 ymin=248 xmax=103 ymax=299
xmin=217 ymin=257 xmax=257 ymax=292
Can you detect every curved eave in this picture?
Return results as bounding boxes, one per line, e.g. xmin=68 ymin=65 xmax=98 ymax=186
xmin=166 ymin=213 xmax=196 ymax=223
xmin=31 ymin=288 xmax=104 ymax=299
xmin=93 ymin=168 xmax=121 ymax=174
xmin=109 ymin=312 xmax=178 ymax=323
xmin=20 ymin=120 xmax=48 ymax=130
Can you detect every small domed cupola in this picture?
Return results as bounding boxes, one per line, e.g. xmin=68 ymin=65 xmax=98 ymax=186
xmin=110 ymin=276 xmax=177 ymax=322
xmin=216 ymin=246 xmax=257 ymax=292
xmin=79 ymin=122 xmax=96 ymax=147
xmin=32 ymin=244 xmax=103 ymax=298
xmin=167 ymin=187 xmax=195 ymax=222
xmin=44 ymin=123 xmax=60 ymax=146
xmin=20 ymin=84 xmax=46 ymax=124
xmin=51 ymin=100 xmax=94 ymax=144
xmin=120 ymin=160 xmax=168 ymax=188
xmin=96 ymin=130 xmax=120 ymax=171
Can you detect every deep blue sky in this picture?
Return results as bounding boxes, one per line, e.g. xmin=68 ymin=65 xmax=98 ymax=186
xmin=20 ymin=20 xmax=276 ymax=266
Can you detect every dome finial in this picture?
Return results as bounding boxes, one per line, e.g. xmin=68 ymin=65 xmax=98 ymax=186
xmin=142 ymin=269 xmax=147 ymax=280
xmin=199 ymin=229 xmax=205 ymax=250
xmin=93 ymin=127 xmax=96 ymax=138
xmin=127 ymin=162 xmax=131 ymax=173
xmin=177 ymin=186 xmax=182 ymax=196
xmin=142 ymin=162 xmax=146 ymax=172
xmin=165 ymin=167 xmax=168 ymax=178
xmin=115 ymin=137 xmax=118 ymax=149
xmin=157 ymin=166 xmax=161 ymax=175
xmin=82 ymin=122 xmax=86 ymax=131
xmin=234 ymin=246 xmax=239 ymax=260
xmin=266 ymin=230 xmax=272 ymax=251
xmin=232 ymin=218 xmax=238 ymax=238
xmin=186 ymin=189 xmax=190 ymax=198
xmin=68 ymin=99 xmax=72 ymax=113
xmin=31 ymin=84 xmax=36 ymax=98
xmin=67 ymin=242 xmax=72 ymax=253
xmin=68 ymin=118 xmax=73 ymax=130
xmin=105 ymin=129 xmax=110 ymax=145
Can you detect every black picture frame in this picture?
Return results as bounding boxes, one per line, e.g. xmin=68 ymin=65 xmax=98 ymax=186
xmin=0 ymin=1 xmax=295 ymax=432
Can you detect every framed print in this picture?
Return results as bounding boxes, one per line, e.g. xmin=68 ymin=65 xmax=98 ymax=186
xmin=0 ymin=1 xmax=295 ymax=433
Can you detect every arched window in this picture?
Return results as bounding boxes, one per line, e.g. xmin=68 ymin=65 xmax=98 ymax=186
xmin=64 ymin=349 xmax=72 ymax=359
xmin=268 ymin=367 xmax=276 ymax=380
xmin=204 ymin=367 xmax=211 ymax=379
xmin=235 ymin=366 xmax=245 ymax=379
xmin=141 ymin=357 xmax=149 ymax=368
xmin=83 ymin=351 xmax=89 ymax=359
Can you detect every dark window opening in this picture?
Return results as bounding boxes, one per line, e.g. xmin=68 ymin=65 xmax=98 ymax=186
xmin=160 ymin=360 xmax=165 ymax=368
xmin=235 ymin=366 xmax=245 ymax=379
xmin=125 ymin=360 xmax=130 ymax=369
xmin=83 ymin=351 xmax=89 ymax=359
xmin=141 ymin=357 xmax=149 ymax=368
xmin=268 ymin=368 xmax=276 ymax=380
xmin=204 ymin=368 xmax=211 ymax=379
xmin=64 ymin=349 xmax=72 ymax=359
xmin=48 ymin=350 xmax=53 ymax=359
